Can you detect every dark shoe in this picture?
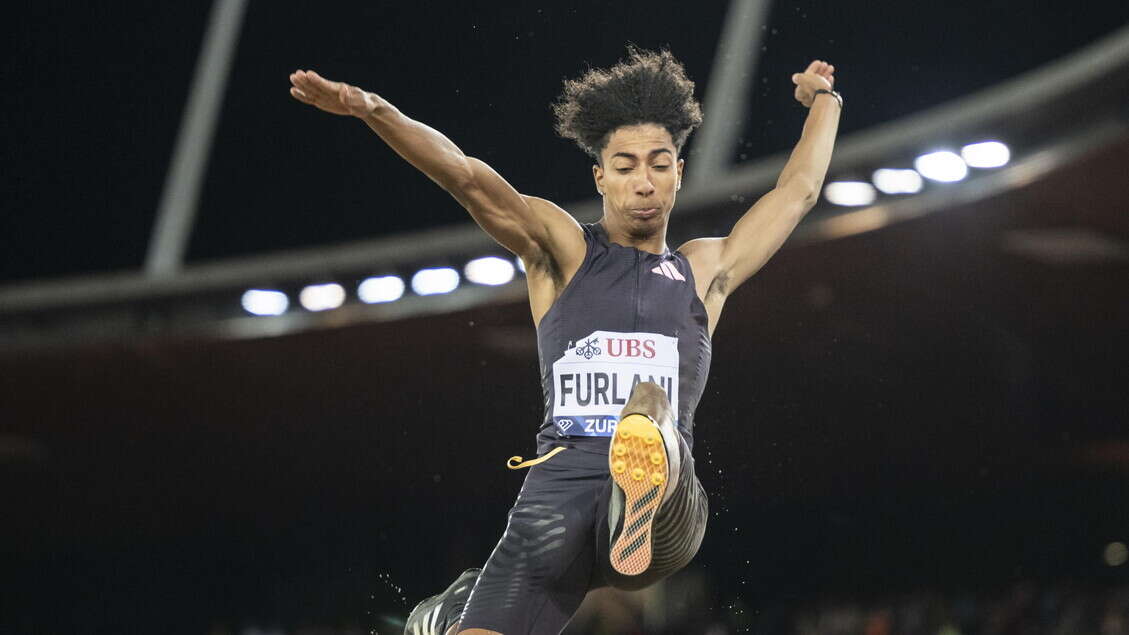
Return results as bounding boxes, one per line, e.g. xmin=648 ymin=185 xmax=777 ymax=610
xmin=403 ymin=568 xmax=481 ymax=635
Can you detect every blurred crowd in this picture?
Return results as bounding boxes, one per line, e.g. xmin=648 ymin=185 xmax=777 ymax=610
xmin=204 ymin=580 xmax=1129 ymax=635
xmin=568 ymin=579 xmax=1129 ymax=634
xmin=786 ymin=583 xmax=1129 ymax=635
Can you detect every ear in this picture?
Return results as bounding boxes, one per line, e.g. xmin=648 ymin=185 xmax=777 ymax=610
xmin=593 ymin=163 xmax=605 ymax=196
xmin=676 ymin=158 xmax=685 ymax=190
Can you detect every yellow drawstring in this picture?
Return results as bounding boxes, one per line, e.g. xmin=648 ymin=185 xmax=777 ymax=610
xmin=506 ymin=446 xmax=567 ymax=470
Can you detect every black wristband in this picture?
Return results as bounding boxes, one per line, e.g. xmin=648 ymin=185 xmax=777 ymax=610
xmin=813 ymin=89 xmax=843 ymax=109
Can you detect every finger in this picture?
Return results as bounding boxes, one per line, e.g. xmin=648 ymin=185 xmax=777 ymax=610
xmin=308 ymin=70 xmax=339 ymax=91
xmin=294 ymin=70 xmax=316 ymax=91
xmin=806 ymin=60 xmax=820 ymax=73
xmin=303 ymin=76 xmax=334 ymax=98
xmin=290 ymin=87 xmax=314 ymax=104
xmin=299 ymin=70 xmax=326 ymax=91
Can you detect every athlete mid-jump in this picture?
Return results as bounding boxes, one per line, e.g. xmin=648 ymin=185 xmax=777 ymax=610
xmin=289 ymin=47 xmax=840 ymax=635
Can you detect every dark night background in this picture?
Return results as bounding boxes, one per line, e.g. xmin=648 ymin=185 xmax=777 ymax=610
xmin=5 ymin=1 xmax=1129 ymax=280
xmin=3 ymin=1 xmax=1129 ymax=634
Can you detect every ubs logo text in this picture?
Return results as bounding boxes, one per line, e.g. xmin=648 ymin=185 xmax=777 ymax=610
xmin=606 ymin=338 xmax=657 ymax=358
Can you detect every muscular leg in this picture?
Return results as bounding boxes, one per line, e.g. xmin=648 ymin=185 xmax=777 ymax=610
xmin=414 ymin=385 xmax=702 ymax=632
xmin=456 ymin=449 xmax=604 ymax=633
xmin=622 ymin=380 xmax=674 ymax=424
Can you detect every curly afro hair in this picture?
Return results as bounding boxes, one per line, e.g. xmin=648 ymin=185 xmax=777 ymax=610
xmin=553 ymin=46 xmax=703 ymax=163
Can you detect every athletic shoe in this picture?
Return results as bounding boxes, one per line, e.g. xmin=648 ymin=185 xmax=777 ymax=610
xmin=607 ymin=412 xmax=681 ymax=576
xmin=403 ymin=568 xmax=481 ymax=635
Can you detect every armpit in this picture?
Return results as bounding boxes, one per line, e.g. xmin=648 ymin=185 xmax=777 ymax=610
xmin=523 ymin=245 xmax=565 ymax=288
xmin=706 ymin=270 xmax=731 ymax=300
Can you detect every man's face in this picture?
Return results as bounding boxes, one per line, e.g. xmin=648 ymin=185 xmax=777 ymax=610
xmin=594 ymin=124 xmax=684 ymax=240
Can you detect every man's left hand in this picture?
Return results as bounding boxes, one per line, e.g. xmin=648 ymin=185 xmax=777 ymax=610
xmin=792 ymin=60 xmax=836 ymax=108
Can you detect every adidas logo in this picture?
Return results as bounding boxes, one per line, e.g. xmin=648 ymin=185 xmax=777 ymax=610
xmin=651 ymin=261 xmax=686 ymax=281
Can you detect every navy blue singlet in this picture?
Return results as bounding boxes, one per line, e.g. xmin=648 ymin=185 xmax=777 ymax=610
xmin=535 ymin=223 xmax=712 ymax=452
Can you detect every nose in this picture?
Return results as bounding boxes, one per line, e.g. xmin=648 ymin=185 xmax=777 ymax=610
xmin=633 ymin=174 xmax=655 ymax=197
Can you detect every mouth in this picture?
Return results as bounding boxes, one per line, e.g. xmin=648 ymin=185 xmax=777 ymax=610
xmin=630 ymin=207 xmax=660 ymax=219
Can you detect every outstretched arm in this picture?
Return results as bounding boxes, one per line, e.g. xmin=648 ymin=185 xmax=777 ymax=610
xmin=681 ymin=60 xmax=840 ymax=323
xmin=287 ymin=70 xmax=583 ymax=268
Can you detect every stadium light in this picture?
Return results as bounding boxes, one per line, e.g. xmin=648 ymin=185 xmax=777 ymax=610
xmin=823 ymin=181 xmax=877 ymax=206
xmin=411 ymin=267 xmax=460 ymax=296
xmin=961 ymin=140 xmax=1010 ymax=168
xmin=1106 ymin=542 xmax=1129 ymax=567
xmin=299 ymin=282 xmax=345 ymax=312
xmin=241 ymin=289 xmax=288 ymax=316
xmin=358 ymin=276 xmax=405 ymax=304
xmin=914 ymin=151 xmax=968 ymax=182
xmin=872 ymin=168 xmax=924 ymax=194
xmin=464 ymin=256 xmax=515 ymax=286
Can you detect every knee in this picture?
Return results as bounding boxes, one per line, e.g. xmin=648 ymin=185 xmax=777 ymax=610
xmin=631 ymin=381 xmax=666 ymax=402
xmin=623 ymin=381 xmax=672 ymax=420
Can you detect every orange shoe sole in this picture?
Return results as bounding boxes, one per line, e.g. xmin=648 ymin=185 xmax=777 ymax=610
xmin=608 ymin=414 xmax=668 ymax=576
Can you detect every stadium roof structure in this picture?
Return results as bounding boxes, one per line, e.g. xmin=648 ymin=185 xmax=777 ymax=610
xmin=1 ymin=24 xmax=1128 ymax=350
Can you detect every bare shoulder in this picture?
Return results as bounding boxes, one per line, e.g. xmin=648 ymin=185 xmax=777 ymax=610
xmin=677 ymin=236 xmax=724 ymax=259
xmin=677 ymin=237 xmax=725 ymax=285
xmin=520 ymin=195 xmax=586 ymax=269
xmin=519 ymin=196 xmax=588 ymax=326
xmin=521 ymin=196 xmax=583 ymax=234
xmin=677 ymin=236 xmax=730 ymax=335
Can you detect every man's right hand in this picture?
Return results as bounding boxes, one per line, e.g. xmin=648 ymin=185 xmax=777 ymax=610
xmin=289 ymin=69 xmax=376 ymax=118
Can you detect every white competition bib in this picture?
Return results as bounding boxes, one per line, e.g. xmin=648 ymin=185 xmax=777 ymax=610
xmin=551 ymin=330 xmax=679 ymax=437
